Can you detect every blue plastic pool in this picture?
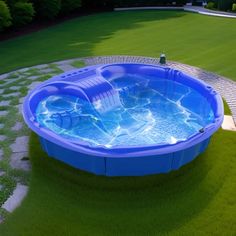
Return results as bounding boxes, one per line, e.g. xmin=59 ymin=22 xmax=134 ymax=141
xmin=23 ymin=63 xmax=224 ymax=176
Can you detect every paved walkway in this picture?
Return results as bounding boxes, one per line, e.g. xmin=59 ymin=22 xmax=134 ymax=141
xmin=184 ymin=6 xmax=236 ymax=19
xmin=0 ymin=56 xmax=235 ymax=222
xmin=114 ymin=5 xmax=236 ymax=19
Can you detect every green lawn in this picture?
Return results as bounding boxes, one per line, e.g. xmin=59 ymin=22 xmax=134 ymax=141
xmin=0 ymin=10 xmax=236 ymax=81
xmin=0 ymin=129 xmax=235 ymax=236
xmin=0 ymin=10 xmax=236 ymax=235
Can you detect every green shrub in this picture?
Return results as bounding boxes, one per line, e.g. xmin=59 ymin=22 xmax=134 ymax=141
xmin=232 ymin=3 xmax=236 ymax=11
xmin=11 ymin=1 xmax=35 ymax=26
xmin=205 ymin=2 xmax=215 ymax=9
xmin=32 ymin=0 xmax=61 ymax=20
xmin=0 ymin=0 xmax=12 ymax=31
xmin=61 ymin=0 xmax=81 ymax=14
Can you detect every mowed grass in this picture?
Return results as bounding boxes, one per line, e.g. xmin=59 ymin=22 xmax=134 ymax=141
xmin=0 ymin=129 xmax=235 ymax=236
xmin=0 ymin=10 xmax=236 ymax=81
xmin=0 ymin=10 xmax=236 ymax=235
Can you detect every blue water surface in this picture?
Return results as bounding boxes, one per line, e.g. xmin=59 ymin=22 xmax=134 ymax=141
xmin=36 ymin=74 xmax=214 ymax=147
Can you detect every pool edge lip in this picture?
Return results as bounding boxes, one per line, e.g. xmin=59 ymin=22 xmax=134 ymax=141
xmin=22 ymin=63 xmax=224 ymax=158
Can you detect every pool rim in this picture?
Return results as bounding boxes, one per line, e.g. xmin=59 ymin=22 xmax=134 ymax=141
xmin=23 ymin=63 xmax=224 ymax=158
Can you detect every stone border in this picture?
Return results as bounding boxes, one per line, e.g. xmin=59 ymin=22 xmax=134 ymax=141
xmin=1 ymin=55 xmax=236 ymax=223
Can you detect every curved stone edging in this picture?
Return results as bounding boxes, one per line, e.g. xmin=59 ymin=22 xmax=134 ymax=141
xmin=0 ymin=55 xmax=236 ymax=222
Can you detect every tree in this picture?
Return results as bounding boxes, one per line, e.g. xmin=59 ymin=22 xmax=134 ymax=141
xmin=217 ymin=0 xmax=233 ymax=11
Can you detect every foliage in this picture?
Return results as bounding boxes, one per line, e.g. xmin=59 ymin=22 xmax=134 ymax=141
xmin=60 ymin=0 xmax=81 ymax=14
xmin=11 ymin=1 xmax=35 ymax=26
xmin=217 ymin=0 xmax=233 ymax=11
xmin=232 ymin=3 xmax=236 ymax=11
xmin=205 ymin=1 xmax=215 ymax=9
xmin=0 ymin=0 xmax=11 ymax=31
xmin=31 ymin=0 xmax=61 ymax=20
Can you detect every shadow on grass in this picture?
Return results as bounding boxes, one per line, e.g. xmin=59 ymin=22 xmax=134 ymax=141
xmin=0 ymin=127 xmax=234 ymax=236
xmin=0 ymin=10 xmax=185 ymax=74
xmin=2 ymin=130 xmax=228 ymax=235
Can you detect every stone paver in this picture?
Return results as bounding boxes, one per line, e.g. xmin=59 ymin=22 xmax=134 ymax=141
xmin=0 ymin=89 xmax=4 ymax=94
xmin=9 ymin=86 xmax=21 ymax=91
xmin=28 ymin=81 xmax=41 ymax=91
xmin=0 ymin=149 xmax=3 ymax=161
xmin=221 ymin=115 xmax=236 ymax=131
xmin=39 ymin=68 xmax=55 ymax=74
xmin=10 ymin=152 xmax=30 ymax=171
xmin=0 ymin=74 xmax=8 ymax=80
xmin=0 ymin=135 xmax=6 ymax=142
xmin=27 ymin=75 xmax=40 ymax=81
xmin=16 ymin=104 xmax=23 ymax=114
xmin=2 ymin=184 xmax=28 ymax=213
xmin=10 ymin=136 xmax=29 ymax=153
xmin=57 ymin=64 xmax=76 ymax=72
xmin=0 ymin=100 xmax=10 ymax=106
xmin=0 ymin=170 xmax=5 ymax=177
xmin=0 ymin=111 xmax=8 ymax=116
xmin=19 ymin=97 xmax=25 ymax=104
xmin=11 ymin=122 xmax=23 ymax=132
xmin=2 ymin=92 xmax=21 ymax=98
xmin=1 ymin=78 xmax=21 ymax=87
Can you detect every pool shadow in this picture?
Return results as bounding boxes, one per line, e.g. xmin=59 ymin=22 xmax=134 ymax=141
xmin=26 ymin=130 xmax=226 ymax=235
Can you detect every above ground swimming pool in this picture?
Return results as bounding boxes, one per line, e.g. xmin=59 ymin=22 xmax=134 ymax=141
xmin=23 ymin=63 xmax=224 ymax=176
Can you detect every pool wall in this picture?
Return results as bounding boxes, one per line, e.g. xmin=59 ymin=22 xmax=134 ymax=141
xmin=40 ymin=136 xmax=211 ymax=176
xmin=23 ymin=63 xmax=224 ymax=176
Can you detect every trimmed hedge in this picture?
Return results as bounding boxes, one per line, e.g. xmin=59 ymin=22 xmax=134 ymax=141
xmin=0 ymin=0 xmax=11 ymax=31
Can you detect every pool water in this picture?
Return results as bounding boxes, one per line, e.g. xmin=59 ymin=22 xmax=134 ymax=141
xmin=36 ymin=74 xmax=214 ymax=148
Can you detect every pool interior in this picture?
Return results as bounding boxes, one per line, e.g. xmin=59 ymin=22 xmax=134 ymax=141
xmin=36 ymin=73 xmax=214 ymax=148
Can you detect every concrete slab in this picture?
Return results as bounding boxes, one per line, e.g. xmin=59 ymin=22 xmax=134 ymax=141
xmin=221 ymin=115 xmax=236 ymax=131
xmin=2 ymin=184 xmax=28 ymax=213
xmin=2 ymin=92 xmax=21 ymax=98
xmin=57 ymin=64 xmax=75 ymax=72
xmin=10 ymin=136 xmax=29 ymax=153
xmin=0 ymin=100 xmax=10 ymax=106
xmin=0 ymin=111 xmax=8 ymax=117
xmin=28 ymin=81 xmax=41 ymax=91
xmin=0 ymin=135 xmax=6 ymax=142
xmin=9 ymin=86 xmax=21 ymax=91
xmin=11 ymin=122 xmax=23 ymax=131
xmin=10 ymin=152 xmax=30 ymax=171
